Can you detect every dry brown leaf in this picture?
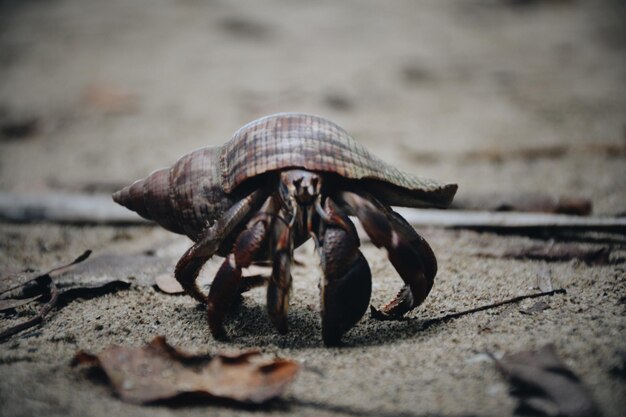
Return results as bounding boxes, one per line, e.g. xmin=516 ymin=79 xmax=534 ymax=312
xmin=57 ymin=253 xmax=174 ymax=290
xmin=494 ymin=344 xmax=601 ymax=417
xmin=0 ymin=251 xmax=92 ymax=341
xmin=72 ymin=336 xmax=300 ymax=405
xmin=1 ymin=252 xmax=155 ymax=310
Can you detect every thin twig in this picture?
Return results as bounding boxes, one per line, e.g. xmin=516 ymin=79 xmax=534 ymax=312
xmin=371 ymin=288 xmax=566 ymax=324
xmin=0 ymin=192 xmax=148 ymax=224
xmin=419 ymin=288 xmax=567 ymax=329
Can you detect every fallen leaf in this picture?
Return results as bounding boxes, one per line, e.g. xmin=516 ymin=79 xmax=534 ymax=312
xmin=0 ymin=251 xmax=92 ymax=341
xmin=494 ymin=344 xmax=601 ymax=417
xmin=73 ymin=336 xmax=299 ymax=405
xmin=59 ymin=253 xmax=174 ymax=290
xmin=0 ymin=275 xmax=57 ymax=341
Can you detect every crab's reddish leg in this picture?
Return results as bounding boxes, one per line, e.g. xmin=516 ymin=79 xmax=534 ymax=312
xmin=318 ymin=197 xmax=372 ymax=346
xmin=206 ymin=208 xmax=275 ymax=338
xmin=266 ymin=214 xmax=293 ymax=334
xmin=338 ymin=191 xmax=437 ymax=319
xmin=175 ymin=188 xmax=269 ymax=303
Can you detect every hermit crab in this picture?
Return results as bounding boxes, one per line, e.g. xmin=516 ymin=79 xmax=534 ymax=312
xmin=113 ymin=113 xmax=457 ymax=345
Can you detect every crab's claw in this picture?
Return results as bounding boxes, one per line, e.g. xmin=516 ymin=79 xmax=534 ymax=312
xmin=319 ymin=198 xmax=372 ymax=346
xmin=338 ymin=191 xmax=437 ymax=320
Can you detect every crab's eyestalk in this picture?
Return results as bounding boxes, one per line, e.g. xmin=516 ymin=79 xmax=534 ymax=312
xmin=278 ymin=169 xmax=322 ymax=207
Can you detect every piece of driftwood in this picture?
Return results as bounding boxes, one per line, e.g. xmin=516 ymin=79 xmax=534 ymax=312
xmin=394 ymin=208 xmax=626 ymax=233
xmin=450 ymin=193 xmax=592 ymax=215
xmin=476 ymin=243 xmax=614 ymax=265
xmin=0 ymin=192 xmax=147 ymax=224
xmin=1 ymin=192 xmax=625 ymax=233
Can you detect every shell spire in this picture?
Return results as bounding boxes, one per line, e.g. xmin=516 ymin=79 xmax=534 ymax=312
xmin=112 ymin=178 xmax=151 ymax=219
xmin=112 ymin=146 xmax=233 ymax=241
xmin=112 ymin=168 xmax=182 ymax=233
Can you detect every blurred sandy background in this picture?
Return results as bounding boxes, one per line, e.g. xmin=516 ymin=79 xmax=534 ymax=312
xmin=0 ymin=1 xmax=625 ymax=416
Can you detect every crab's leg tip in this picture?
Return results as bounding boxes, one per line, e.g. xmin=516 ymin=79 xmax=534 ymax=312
xmin=208 ymin=323 xmax=228 ymax=340
xmin=322 ymin=330 xmax=344 ymax=347
xmin=369 ymin=305 xmax=388 ymax=320
xmin=269 ymin=314 xmax=289 ymax=335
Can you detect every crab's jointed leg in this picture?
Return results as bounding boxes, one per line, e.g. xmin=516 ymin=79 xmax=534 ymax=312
xmin=266 ymin=212 xmax=294 ymax=334
xmin=206 ymin=200 xmax=277 ymax=338
xmin=318 ymin=197 xmax=372 ymax=346
xmin=338 ymin=191 xmax=437 ymax=320
xmin=175 ymin=188 xmax=269 ymax=303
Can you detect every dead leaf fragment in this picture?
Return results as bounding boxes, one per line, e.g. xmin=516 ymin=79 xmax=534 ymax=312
xmin=0 ymin=250 xmax=92 ymax=341
xmin=73 ymin=336 xmax=299 ymax=405
xmin=58 ymin=253 xmax=174 ymax=291
xmin=494 ymin=344 xmax=601 ymax=417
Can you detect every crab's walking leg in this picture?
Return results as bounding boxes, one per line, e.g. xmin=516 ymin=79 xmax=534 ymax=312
xmin=206 ymin=206 xmax=275 ymax=338
xmin=266 ymin=215 xmax=293 ymax=334
xmin=338 ymin=191 xmax=437 ymax=320
xmin=318 ymin=198 xmax=372 ymax=346
xmin=175 ymin=188 xmax=269 ymax=303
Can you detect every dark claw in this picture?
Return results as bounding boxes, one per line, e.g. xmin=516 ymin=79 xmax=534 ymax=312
xmin=369 ymin=286 xmax=413 ymax=320
xmin=319 ymin=198 xmax=372 ymax=346
xmin=206 ymin=206 xmax=274 ymax=338
xmin=207 ymin=255 xmax=242 ymax=338
xmin=338 ymin=191 xmax=437 ymax=320
xmin=322 ymin=252 xmax=371 ymax=346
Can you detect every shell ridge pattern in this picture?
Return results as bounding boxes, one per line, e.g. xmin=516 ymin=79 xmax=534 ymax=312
xmin=220 ymin=113 xmax=449 ymax=195
xmin=167 ymin=154 xmax=186 ymax=236
xmin=173 ymin=153 xmax=196 ymax=237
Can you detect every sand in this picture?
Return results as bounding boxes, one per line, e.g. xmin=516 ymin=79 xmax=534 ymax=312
xmin=1 ymin=1 xmax=625 ymax=416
